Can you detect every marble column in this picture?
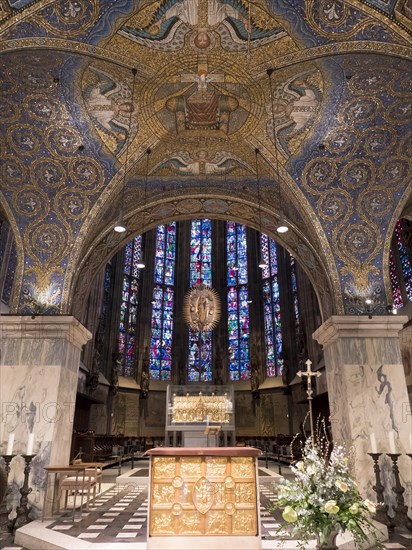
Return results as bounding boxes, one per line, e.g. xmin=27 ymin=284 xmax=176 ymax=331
xmin=399 ymin=320 xmax=412 ymax=389
xmin=0 ymin=316 xmax=91 ymax=518
xmin=313 ymin=316 xmax=411 ymax=507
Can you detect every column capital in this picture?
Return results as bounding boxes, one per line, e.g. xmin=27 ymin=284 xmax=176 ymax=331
xmin=0 ymin=315 xmax=92 ymax=349
xmin=313 ymin=315 xmax=408 ymax=348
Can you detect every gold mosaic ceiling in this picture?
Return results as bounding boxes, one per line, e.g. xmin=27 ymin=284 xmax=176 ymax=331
xmin=0 ymin=0 xmax=411 ymax=317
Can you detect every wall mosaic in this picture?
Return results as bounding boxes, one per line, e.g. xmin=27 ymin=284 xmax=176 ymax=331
xmin=0 ymin=51 xmax=116 ymax=313
xmin=293 ymin=55 xmax=412 ymax=314
xmin=0 ymin=0 xmax=410 ymax=318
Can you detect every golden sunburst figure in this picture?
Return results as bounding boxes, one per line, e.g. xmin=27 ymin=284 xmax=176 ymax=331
xmin=184 ymin=282 xmax=221 ymax=332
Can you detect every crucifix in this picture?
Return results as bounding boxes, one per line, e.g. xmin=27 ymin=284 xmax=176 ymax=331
xmin=297 ymin=359 xmax=322 ymax=445
xmin=180 ymin=60 xmax=225 ymax=92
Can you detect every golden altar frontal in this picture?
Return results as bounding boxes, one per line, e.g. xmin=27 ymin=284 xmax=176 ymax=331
xmin=146 ymin=447 xmax=261 ymax=550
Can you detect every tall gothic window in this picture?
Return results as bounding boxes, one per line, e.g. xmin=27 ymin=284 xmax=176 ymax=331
xmin=290 ymin=255 xmax=300 ymax=331
xmin=118 ymin=235 xmax=143 ymax=377
xmin=149 ymin=222 xmax=176 ymax=380
xmin=188 ymin=219 xmax=213 ymax=382
xmin=389 ymin=249 xmax=404 ymax=309
xmin=261 ymin=233 xmax=283 ymax=377
xmin=394 ymin=220 xmax=412 ymax=302
xmin=102 ymin=263 xmax=112 ymax=331
xmin=113 ymin=220 xmax=314 ymax=383
xmin=227 ymin=222 xmax=250 ymax=381
xmin=0 ymin=220 xmax=17 ymax=307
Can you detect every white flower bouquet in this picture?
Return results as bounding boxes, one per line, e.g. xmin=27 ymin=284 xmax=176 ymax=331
xmin=272 ymin=438 xmax=382 ymax=548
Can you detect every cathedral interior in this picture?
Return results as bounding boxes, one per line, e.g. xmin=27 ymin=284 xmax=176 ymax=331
xmin=0 ymin=0 xmax=411 ymax=547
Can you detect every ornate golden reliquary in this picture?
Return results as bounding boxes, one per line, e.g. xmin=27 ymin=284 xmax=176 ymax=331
xmin=149 ymin=453 xmax=258 ymax=537
xmin=171 ymin=394 xmax=232 ymax=424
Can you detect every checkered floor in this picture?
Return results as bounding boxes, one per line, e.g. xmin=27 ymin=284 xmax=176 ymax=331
xmin=47 ymin=484 xmax=148 ymax=542
xmin=2 ymin=482 xmax=411 ymax=548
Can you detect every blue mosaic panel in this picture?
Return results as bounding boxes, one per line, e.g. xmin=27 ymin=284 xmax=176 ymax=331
xmin=150 ymin=223 xmax=176 ymax=380
xmin=227 ymin=222 xmax=250 ymax=381
xmin=118 ymin=235 xmax=142 ymax=377
xmin=261 ymin=233 xmax=283 ymax=376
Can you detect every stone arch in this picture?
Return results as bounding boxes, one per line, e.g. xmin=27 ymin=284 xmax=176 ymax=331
xmin=0 ymin=197 xmax=25 ymax=312
xmin=69 ymin=189 xmax=339 ymax=323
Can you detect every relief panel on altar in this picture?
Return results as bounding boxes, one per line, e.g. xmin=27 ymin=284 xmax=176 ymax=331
xmin=149 ymin=455 xmax=258 ymax=536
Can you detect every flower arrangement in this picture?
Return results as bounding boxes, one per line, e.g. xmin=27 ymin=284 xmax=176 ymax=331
xmin=272 ymin=437 xmax=382 ymax=549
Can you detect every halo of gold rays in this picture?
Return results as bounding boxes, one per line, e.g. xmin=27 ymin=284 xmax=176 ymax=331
xmin=183 ymin=282 xmax=221 ymax=333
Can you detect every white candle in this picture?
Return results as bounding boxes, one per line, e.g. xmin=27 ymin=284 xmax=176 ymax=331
xmin=370 ymin=433 xmax=377 ymax=454
xmin=6 ymin=433 xmax=15 ymax=455
xmin=388 ymin=430 xmax=396 ymax=454
xmin=409 ymin=433 xmax=412 ymax=453
xmin=26 ymin=433 xmax=34 ymax=455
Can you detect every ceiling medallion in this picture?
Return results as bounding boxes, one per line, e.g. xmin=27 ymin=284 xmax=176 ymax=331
xmin=184 ymin=282 xmax=221 ymax=332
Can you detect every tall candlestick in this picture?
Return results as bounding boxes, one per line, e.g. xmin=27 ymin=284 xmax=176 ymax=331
xmin=388 ymin=430 xmax=396 ymax=454
xmin=6 ymin=433 xmax=15 ymax=455
xmin=26 ymin=433 xmax=34 ymax=455
xmin=370 ymin=432 xmax=377 ymax=454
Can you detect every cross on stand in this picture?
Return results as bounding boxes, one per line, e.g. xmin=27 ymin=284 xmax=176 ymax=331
xmin=297 ymin=359 xmax=322 ymax=445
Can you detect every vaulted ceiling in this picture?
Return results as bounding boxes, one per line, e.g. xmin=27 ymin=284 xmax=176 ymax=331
xmin=0 ymin=0 xmax=411 ymax=320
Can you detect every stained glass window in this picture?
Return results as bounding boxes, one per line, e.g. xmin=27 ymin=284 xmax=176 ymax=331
xmin=150 ymin=222 xmax=176 ymax=380
xmin=394 ymin=220 xmax=412 ymax=303
xmin=290 ymin=255 xmax=300 ymax=330
xmin=389 ymin=249 xmax=403 ymax=309
xmin=227 ymin=222 xmax=250 ymax=381
xmin=101 ymin=263 xmax=112 ymax=330
xmin=3 ymin=251 xmax=16 ymax=307
xmin=0 ymin=221 xmax=17 ymax=306
xmin=188 ymin=219 xmax=213 ymax=382
xmin=261 ymin=233 xmax=283 ymax=377
xmin=118 ymin=235 xmax=143 ymax=377
xmin=189 ymin=219 xmax=212 ymax=286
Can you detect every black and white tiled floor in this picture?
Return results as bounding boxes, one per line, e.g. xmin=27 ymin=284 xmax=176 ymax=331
xmin=46 ymin=484 xmax=148 ymax=543
xmin=2 ymin=475 xmax=411 ymax=549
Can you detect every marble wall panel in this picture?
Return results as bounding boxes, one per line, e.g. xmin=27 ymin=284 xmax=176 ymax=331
xmin=400 ymin=323 xmax=412 ymax=390
xmin=314 ymin=316 xmax=411 ymax=509
xmin=0 ymin=316 xmax=91 ymax=518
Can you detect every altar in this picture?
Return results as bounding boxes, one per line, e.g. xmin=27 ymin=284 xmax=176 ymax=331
xmin=165 ymin=384 xmax=235 ymax=447
xmin=146 ymin=447 xmax=261 ymax=550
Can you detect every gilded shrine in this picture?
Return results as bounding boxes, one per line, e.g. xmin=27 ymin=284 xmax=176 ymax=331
xmin=166 ymin=385 xmax=235 ymax=447
xmin=146 ymin=447 xmax=261 ymax=550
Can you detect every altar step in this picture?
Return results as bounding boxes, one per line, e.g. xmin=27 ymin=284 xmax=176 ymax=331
xmin=11 ymin=483 xmax=396 ymax=550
